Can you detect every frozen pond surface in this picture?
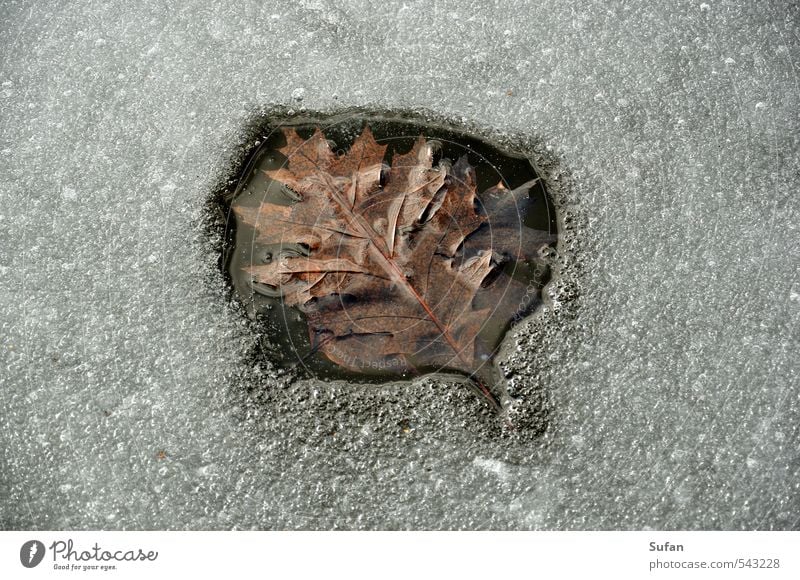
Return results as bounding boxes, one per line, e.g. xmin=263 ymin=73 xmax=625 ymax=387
xmin=1 ymin=0 xmax=798 ymax=529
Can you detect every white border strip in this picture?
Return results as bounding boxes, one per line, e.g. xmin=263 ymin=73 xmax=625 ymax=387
xmin=1 ymin=531 xmax=797 ymax=579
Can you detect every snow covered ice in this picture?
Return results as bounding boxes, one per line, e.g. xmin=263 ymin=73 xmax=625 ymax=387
xmin=1 ymin=0 xmax=798 ymax=530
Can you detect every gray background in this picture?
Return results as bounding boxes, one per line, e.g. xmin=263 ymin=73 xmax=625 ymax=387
xmin=1 ymin=0 xmax=798 ymax=529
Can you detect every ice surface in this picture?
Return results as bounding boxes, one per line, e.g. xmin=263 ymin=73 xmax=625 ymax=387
xmin=1 ymin=0 xmax=798 ymax=530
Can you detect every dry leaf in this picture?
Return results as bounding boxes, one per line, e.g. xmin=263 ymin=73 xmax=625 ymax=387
xmin=235 ymin=126 xmax=553 ymax=411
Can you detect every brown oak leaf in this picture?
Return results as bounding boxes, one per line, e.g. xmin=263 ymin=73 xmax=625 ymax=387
xmin=235 ymin=126 xmax=553 ymax=411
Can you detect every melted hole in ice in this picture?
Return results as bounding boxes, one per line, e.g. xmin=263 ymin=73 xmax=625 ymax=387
xmin=220 ymin=114 xmax=558 ymax=400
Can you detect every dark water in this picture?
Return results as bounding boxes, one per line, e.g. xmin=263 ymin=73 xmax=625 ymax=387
xmin=219 ymin=113 xmax=557 ymax=404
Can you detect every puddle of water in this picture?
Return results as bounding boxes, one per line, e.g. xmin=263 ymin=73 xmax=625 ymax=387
xmin=220 ymin=113 xmax=558 ymax=411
